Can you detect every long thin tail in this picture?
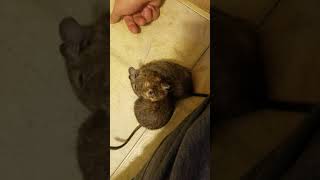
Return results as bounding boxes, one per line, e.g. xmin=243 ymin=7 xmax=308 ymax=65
xmin=110 ymin=125 xmax=142 ymax=150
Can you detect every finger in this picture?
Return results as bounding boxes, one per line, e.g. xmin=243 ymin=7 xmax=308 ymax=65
xmin=110 ymin=10 xmax=122 ymax=24
xmin=123 ymin=16 xmax=140 ymax=33
xmin=149 ymin=0 xmax=162 ymax=7
xmin=147 ymin=5 xmax=160 ymax=21
xmin=133 ymin=13 xmax=147 ymax=26
xmin=141 ymin=6 xmax=153 ymax=24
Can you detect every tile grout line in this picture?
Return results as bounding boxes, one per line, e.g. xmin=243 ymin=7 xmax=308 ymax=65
xmin=191 ymin=45 xmax=210 ymax=70
xmin=176 ymin=0 xmax=210 ymax=20
xmin=111 ymin=127 xmax=147 ymax=178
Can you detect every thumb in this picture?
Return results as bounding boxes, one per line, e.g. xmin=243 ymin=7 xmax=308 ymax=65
xmin=110 ymin=10 xmax=122 ymax=24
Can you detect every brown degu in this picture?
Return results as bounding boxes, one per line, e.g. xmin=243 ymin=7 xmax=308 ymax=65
xmin=110 ymin=60 xmax=209 ymax=150
xmin=128 ymin=60 xmax=207 ymax=102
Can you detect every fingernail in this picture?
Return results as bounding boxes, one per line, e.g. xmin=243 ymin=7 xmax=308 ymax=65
xmin=130 ymin=26 xmax=140 ymax=33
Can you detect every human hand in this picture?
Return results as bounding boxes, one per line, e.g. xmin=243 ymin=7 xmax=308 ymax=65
xmin=110 ymin=0 xmax=162 ymax=33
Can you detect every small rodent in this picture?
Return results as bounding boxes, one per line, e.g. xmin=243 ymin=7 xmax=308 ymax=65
xmin=59 ymin=13 xmax=108 ymax=111
xmin=129 ymin=60 xmax=208 ymax=101
xmin=110 ymin=60 xmax=208 ymax=150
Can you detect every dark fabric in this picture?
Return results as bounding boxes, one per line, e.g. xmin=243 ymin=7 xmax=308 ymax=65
xmin=241 ymin=106 xmax=320 ymax=180
xmin=281 ymin=122 xmax=320 ymax=180
xmin=133 ymin=97 xmax=211 ymax=180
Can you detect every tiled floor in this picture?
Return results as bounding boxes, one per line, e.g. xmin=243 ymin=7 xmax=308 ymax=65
xmin=110 ymin=0 xmax=210 ymax=179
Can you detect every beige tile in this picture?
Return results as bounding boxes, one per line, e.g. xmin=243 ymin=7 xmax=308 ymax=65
xmin=110 ymin=58 xmax=145 ymax=174
xmin=177 ymin=0 xmax=210 ymax=19
xmin=192 ymin=46 xmax=210 ymax=94
xmin=187 ymin=0 xmax=210 ymax=13
xmin=110 ymin=0 xmax=210 ymax=68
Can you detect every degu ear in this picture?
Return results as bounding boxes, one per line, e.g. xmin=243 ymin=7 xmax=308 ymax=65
xmin=161 ymin=83 xmax=170 ymax=90
xmin=128 ymin=67 xmax=136 ymax=75
xmin=128 ymin=67 xmax=138 ymax=80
